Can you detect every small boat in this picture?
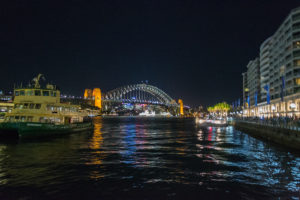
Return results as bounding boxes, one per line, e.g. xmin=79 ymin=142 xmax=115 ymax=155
xmin=0 ymin=74 xmax=93 ymax=139
xmin=197 ymin=117 xmax=228 ymax=127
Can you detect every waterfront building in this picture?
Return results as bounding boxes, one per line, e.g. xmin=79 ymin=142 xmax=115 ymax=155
xmin=243 ymin=7 xmax=300 ymax=117
xmin=246 ymin=58 xmax=260 ymax=107
xmin=259 ymin=37 xmax=272 ymax=102
xmin=242 ymin=72 xmax=248 ymax=107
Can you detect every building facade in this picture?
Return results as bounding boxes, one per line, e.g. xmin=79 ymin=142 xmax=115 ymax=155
xmin=242 ymin=72 xmax=248 ymax=107
xmin=259 ymin=37 xmax=272 ymax=102
xmin=246 ymin=58 xmax=260 ymax=107
xmin=243 ymin=7 xmax=300 ymax=117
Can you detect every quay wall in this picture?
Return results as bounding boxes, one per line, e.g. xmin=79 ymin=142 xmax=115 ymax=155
xmin=234 ymin=121 xmax=300 ymax=150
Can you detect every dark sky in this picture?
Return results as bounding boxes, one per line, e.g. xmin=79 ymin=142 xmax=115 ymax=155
xmin=1 ymin=0 xmax=299 ymax=107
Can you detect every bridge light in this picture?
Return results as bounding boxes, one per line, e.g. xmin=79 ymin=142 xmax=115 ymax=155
xmin=84 ymin=89 xmax=92 ymax=99
xmin=178 ymin=99 xmax=184 ymax=116
xmin=93 ymin=88 xmax=102 ymax=109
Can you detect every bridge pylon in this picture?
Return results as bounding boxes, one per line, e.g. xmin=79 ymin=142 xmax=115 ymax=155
xmin=178 ymin=99 xmax=184 ymax=116
xmin=93 ymin=88 xmax=102 ymax=109
xmin=83 ymin=88 xmax=102 ymax=109
xmin=84 ymin=89 xmax=93 ymax=99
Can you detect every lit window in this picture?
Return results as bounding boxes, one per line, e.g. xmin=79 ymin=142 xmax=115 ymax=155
xmin=27 ymin=116 xmax=33 ymax=122
xmin=296 ymin=78 xmax=300 ymax=85
xmin=26 ymin=90 xmax=33 ymax=96
xmin=295 ymin=60 xmax=300 ymax=66
xmin=20 ymin=116 xmax=26 ymax=122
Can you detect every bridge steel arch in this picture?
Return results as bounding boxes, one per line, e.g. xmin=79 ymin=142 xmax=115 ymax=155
xmin=103 ymin=84 xmax=177 ymax=106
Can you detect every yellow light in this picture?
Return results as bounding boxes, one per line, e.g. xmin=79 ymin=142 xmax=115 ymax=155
xmin=84 ymin=89 xmax=92 ymax=99
xmin=93 ymin=88 xmax=102 ymax=109
xmin=178 ymin=99 xmax=184 ymax=116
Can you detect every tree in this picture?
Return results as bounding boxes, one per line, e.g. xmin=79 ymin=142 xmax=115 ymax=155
xmin=207 ymin=102 xmax=230 ymax=116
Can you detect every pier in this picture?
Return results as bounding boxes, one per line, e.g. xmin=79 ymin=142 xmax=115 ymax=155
xmin=234 ymin=119 xmax=300 ymax=150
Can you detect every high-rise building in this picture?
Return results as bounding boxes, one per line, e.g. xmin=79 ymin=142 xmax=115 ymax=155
xmin=242 ymin=72 xmax=248 ymax=107
xmin=246 ymin=58 xmax=260 ymax=107
xmin=242 ymin=7 xmax=300 ymax=117
xmin=259 ymin=37 xmax=272 ymax=102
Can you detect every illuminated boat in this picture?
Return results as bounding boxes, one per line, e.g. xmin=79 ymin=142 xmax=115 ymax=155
xmin=197 ymin=117 xmax=228 ymax=127
xmin=139 ymin=110 xmax=155 ymax=116
xmin=0 ymin=74 xmax=93 ymax=138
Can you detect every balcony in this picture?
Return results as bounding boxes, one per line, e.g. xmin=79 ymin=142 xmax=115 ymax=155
xmin=293 ymin=15 xmax=300 ymax=22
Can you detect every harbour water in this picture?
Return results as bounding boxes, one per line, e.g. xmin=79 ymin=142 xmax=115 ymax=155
xmin=0 ymin=117 xmax=299 ymax=199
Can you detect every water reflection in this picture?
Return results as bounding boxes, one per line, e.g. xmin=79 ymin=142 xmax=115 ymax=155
xmin=86 ymin=117 xmax=104 ymax=166
xmin=0 ymin=118 xmax=298 ymax=199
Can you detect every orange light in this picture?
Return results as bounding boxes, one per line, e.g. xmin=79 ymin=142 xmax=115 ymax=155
xmin=84 ymin=89 xmax=92 ymax=99
xmin=178 ymin=99 xmax=184 ymax=115
xmin=93 ymin=88 xmax=102 ymax=109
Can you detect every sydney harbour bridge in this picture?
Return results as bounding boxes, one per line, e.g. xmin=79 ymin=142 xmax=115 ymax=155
xmin=82 ymin=83 xmax=184 ymax=116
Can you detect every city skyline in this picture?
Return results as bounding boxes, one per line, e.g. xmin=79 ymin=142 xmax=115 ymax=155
xmin=1 ymin=1 xmax=300 ymax=107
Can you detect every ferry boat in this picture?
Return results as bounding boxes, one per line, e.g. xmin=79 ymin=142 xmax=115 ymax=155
xmin=196 ymin=117 xmax=228 ymax=127
xmin=0 ymin=74 xmax=93 ymax=138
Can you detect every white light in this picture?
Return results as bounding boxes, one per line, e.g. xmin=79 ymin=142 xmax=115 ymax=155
xmin=271 ymin=106 xmax=276 ymax=111
xmin=199 ymin=119 xmax=205 ymax=124
xmin=290 ymin=103 xmax=296 ymax=109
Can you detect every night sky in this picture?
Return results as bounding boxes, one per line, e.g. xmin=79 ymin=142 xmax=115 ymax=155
xmin=1 ymin=0 xmax=300 ymax=107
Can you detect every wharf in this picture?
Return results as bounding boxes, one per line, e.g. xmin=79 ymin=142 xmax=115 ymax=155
xmin=234 ymin=120 xmax=300 ymax=150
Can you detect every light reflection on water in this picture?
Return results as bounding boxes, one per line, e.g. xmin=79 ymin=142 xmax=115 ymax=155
xmin=0 ymin=117 xmax=299 ymax=199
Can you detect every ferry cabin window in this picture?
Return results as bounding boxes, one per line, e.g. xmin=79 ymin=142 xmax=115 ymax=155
xmin=39 ymin=117 xmax=45 ymax=123
xmin=20 ymin=90 xmax=25 ymax=96
xmin=53 ymin=92 xmax=56 ymax=97
xmin=27 ymin=116 xmax=33 ymax=122
xmin=43 ymin=90 xmax=50 ymax=96
xmin=20 ymin=116 xmax=26 ymax=122
xmin=35 ymin=90 xmax=41 ymax=96
xmin=46 ymin=105 xmax=55 ymax=111
xmin=24 ymin=103 xmax=28 ymax=109
xmin=26 ymin=90 xmax=34 ymax=96
xmin=14 ymin=104 xmax=23 ymax=109
xmin=35 ymin=104 xmax=41 ymax=109
xmin=15 ymin=91 xmax=19 ymax=96
xmin=39 ymin=117 xmax=50 ymax=123
xmin=29 ymin=104 xmax=34 ymax=109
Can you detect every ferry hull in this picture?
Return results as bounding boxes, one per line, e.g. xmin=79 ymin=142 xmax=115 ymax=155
xmin=0 ymin=122 xmax=93 ymax=139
